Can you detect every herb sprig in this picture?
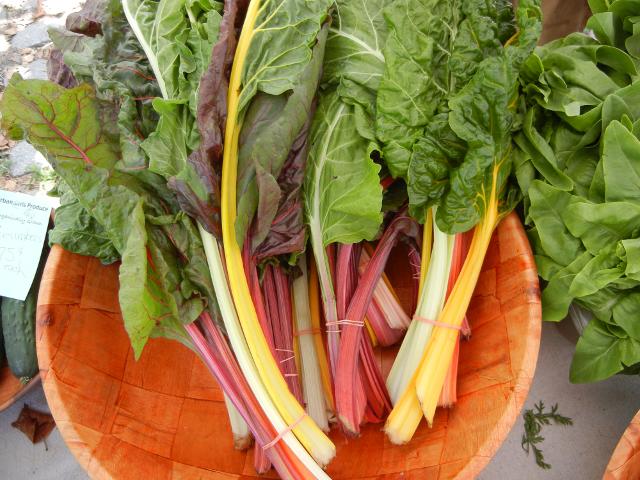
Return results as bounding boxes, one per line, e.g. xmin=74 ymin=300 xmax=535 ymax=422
xmin=521 ymin=401 xmax=573 ymax=469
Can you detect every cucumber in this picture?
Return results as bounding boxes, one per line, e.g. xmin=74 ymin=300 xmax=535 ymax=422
xmin=2 ymin=245 xmax=48 ymax=380
xmin=2 ymin=291 xmax=38 ymax=380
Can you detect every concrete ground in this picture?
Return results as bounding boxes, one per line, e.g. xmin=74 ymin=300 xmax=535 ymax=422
xmin=1 ymin=321 xmax=638 ymax=479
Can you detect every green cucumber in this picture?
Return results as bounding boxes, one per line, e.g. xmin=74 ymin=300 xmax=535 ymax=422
xmin=2 ymin=292 xmax=38 ymax=380
xmin=2 ymin=245 xmax=48 ymax=381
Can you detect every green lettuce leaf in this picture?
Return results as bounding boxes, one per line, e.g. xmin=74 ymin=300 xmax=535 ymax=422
xmin=569 ymin=245 xmax=624 ymax=297
xmin=528 ymin=180 xmax=583 ymax=266
xmin=570 ymin=318 xmax=640 ymax=383
xmin=541 ymin=251 xmax=593 ymax=322
xmin=517 ymin=1 xmax=640 ymax=382
xmin=603 ymin=120 xmax=640 ymax=202
xmin=564 ymin=201 xmax=640 ymax=254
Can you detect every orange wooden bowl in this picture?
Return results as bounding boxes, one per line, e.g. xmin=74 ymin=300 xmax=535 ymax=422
xmin=0 ymin=366 xmax=40 ymax=412
xmin=604 ymin=410 xmax=640 ymax=480
xmin=35 ymin=212 xmax=540 ymax=479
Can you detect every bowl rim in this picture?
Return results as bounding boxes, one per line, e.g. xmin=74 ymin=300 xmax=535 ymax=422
xmin=35 ymin=212 xmax=541 ymax=479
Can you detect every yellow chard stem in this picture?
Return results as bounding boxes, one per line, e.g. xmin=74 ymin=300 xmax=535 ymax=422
xmin=385 ymin=167 xmax=501 ymax=442
xmin=418 ymin=208 xmax=433 ymax=297
xmin=414 ymin=173 xmax=500 ymax=424
xmin=384 ymin=380 xmax=423 ymax=444
xmin=221 ymin=0 xmax=335 ymax=466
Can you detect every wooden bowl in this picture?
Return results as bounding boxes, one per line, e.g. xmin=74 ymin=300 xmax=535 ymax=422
xmin=604 ymin=410 xmax=640 ymax=480
xmin=0 ymin=366 xmax=40 ymax=412
xmin=35 ymin=212 xmax=541 ymax=479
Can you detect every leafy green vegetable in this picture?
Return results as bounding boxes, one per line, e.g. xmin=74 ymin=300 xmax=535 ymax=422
xmin=528 ymin=180 xmax=583 ymax=266
xmin=302 ymin=1 xmax=387 ymax=417
xmin=305 ymin=91 xmax=383 ymax=247
xmin=50 ymin=0 xmax=161 ymax=170
xmin=123 ymin=0 xmax=224 ymax=237
xmin=377 ymin=0 xmax=517 ymax=179
xmin=1 ymin=75 xmax=216 ymax=358
xmin=571 ymin=319 xmax=640 ymax=382
xmin=517 ymin=1 xmax=640 ymax=382
xmin=406 ymin=0 xmax=541 ymax=231
xmin=49 ymin=186 xmax=119 ymax=264
xmin=323 ymin=0 xmax=387 ymax=106
xmin=305 ymin=0 xmax=386 ymax=250
xmin=238 ymin=0 xmax=331 ymax=112
xmin=235 ymin=23 xmax=329 ymax=251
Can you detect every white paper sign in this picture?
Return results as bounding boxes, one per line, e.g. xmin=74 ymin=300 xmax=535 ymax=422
xmin=0 ymin=190 xmax=52 ymax=300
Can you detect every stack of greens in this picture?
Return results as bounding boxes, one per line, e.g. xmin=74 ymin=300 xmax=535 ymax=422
xmin=516 ymin=0 xmax=640 ymax=383
xmin=0 ymin=0 xmax=546 ymax=476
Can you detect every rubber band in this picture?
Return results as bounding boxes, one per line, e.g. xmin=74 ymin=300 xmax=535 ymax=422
xmin=275 ymin=348 xmax=294 ymax=353
xmin=284 ymin=373 xmax=299 ymax=377
xmin=294 ymin=327 xmax=321 ymax=337
xmin=414 ymin=315 xmax=462 ymax=331
xmin=279 ymin=355 xmax=295 ymax=364
xmin=263 ymin=414 xmax=307 ymax=450
xmin=325 ymin=319 xmax=365 ymax=327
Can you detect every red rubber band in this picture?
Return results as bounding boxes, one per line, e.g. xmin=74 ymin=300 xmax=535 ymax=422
xmin=262 ymin=414 xmax=307 ymax=450
xmin=325 ymin=319 xmax=365 ymax=327
xmin=414 ymin=315 xmax=462 ymax=331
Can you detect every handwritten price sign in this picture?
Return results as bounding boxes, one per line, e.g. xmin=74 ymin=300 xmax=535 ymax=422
xmin=0 ymin=190 xmax=52 ymax=300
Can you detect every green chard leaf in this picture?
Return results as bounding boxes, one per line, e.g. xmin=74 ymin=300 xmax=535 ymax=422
xmin=304 ymin=91 xmax=383 ymax=247
xmin=406 ymin=0 xmax=541 ymax=230
xmin=238 ymin=0 xmax=333 ymax=112
xmin=432 ymin=55 xmax=519 ymax=233
xmin=124 ymin=0 xmax=226 ymax=237
xmin=304 ymin=0 xmax=389 ymax=252
xmin=235 ymin=24 xmax=329 ymax=250
xmin=375 ymin=0 xmax=454 ymax=178
xmin=376 ymin=0 xmax=520 ymax=180
xmin=121 ymin=0 xmax=188 ymax=99
xmin=323 ymin=0 xmax=387 ymax=100
xmin=49 ymin=186 xmax=119 ymax=264
xmin=1 ymin=77 xmax=214 ymax=357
